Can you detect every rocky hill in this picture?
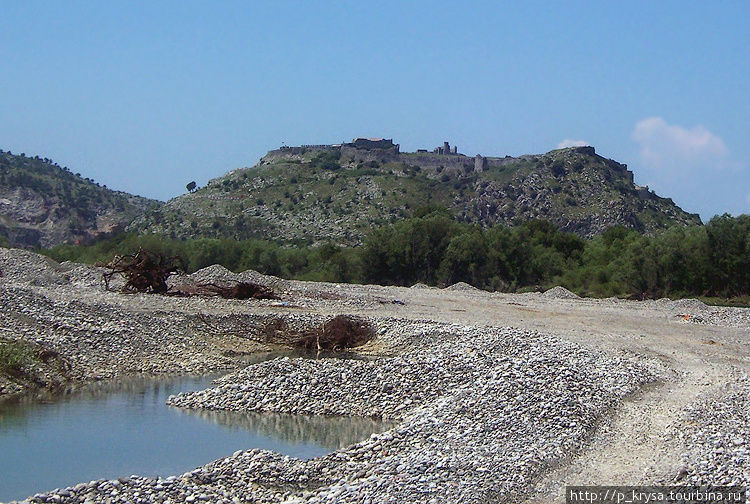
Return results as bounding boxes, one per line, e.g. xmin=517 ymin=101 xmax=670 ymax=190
xmin=131 ymin=141 xmax=701 ymax=244
xmin=0 ymin=150 xmax=159 ymax=248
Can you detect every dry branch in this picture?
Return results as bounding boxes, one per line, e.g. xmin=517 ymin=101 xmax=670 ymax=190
xmin=197 ymin=314 xmax=374 ymax=351
xmin=198 ymin=282 xmax=278 ymax=300
xmin=102 ymin=249 xmax=278 ymax=300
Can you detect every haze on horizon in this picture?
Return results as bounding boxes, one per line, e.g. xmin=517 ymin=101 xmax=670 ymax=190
xmin=1 ymin=1 xmax=748 ymax=221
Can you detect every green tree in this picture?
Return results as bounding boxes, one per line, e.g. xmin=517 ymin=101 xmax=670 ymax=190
xmin=438 ymin=229 xmax=488 ymax=287
xmin=706 ymin=214 xmax=750 ymax=296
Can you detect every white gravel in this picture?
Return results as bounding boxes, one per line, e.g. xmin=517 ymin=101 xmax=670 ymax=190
xmin=542 ymin=286 xmax=580 ymax=299
xmin=1 ymin=247 xmax=748 ymax=503
xmin=671 ymin=373 xmax=750 ymax=488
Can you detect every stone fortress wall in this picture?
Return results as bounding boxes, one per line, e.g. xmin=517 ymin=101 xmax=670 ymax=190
xmin=263 ymin=137 xmax=515 ymax=177
xmin=262 ymin=138 xmax=635 ymax=184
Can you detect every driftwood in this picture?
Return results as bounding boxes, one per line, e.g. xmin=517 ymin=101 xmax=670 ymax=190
xmin=183 ymin=282 xmax=278 ymax=300
xmin=102 ymin=249 xmax=278 ymax=300
xmin=198 ymin=314 xmax=374 ymax=351
xmin=103 ymin=249 xmax=185 ymax=293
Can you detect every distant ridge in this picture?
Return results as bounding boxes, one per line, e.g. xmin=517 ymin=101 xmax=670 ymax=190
xmin=0 ymin=150 xmax=159 ymax=248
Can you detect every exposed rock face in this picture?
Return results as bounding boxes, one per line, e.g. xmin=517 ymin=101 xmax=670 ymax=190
xmin=0 ymin=151 xmax=159 ymax=248
xmin=133 ymin=144 xmax=701 ymax=244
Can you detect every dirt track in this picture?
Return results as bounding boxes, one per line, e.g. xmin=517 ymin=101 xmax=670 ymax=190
xmin=361 ymin=288 xmax=750 ymax=496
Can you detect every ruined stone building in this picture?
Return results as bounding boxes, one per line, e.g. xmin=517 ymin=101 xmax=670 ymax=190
xmin=474 ymin=154 xmax=487 ymax=173
xmin=348 ymin=138 xmax=399 ymax=151
xmin=433 ymin=141 xmax=458 ymax=155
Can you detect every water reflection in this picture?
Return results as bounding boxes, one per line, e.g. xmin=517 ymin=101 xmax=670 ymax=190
xmin=0 ymin=367 xmax=391 ymax=503
xmin=180 ymin=408 xmax=394 ymax=450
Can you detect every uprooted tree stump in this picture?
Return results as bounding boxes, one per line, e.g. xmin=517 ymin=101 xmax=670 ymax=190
xmin=263 ymin=315 xmax=374 ymax=351
xmin=102 ymin=249 xmax=278 ymax=300
xmin=198 ymin=314 xmax=375 ymax=352
xmin=103 ymin=249 xmax=186 ymax=294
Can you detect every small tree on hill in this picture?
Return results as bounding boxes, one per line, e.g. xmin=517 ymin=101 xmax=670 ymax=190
xmin=186 ymin=181 xmax=197 ymax=193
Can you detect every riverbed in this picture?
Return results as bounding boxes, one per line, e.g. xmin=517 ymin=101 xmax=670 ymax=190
xmin=0 ymin=371 xmax=390 ymax=502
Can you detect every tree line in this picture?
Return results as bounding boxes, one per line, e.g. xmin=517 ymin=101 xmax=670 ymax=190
xmin=40 ymin=209 xmax=750 ymax=301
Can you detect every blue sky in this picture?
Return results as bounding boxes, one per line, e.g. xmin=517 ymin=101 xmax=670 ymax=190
xmin=1 ymin=1 xmax=748 ymax=220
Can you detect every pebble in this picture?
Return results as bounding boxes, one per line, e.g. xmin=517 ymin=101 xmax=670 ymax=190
xmin=1 ymin=247 xmax=747 ymax=503
xmin=670 ymin=373 xmax=749 ymax=490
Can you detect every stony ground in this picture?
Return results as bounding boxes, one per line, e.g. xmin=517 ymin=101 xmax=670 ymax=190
xmin=0 ymin=247 xmax=748 ymax=503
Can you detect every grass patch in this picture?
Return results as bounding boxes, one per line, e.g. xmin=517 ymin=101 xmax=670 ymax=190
xmin=0 ymin=340 xmax=35 ymax=378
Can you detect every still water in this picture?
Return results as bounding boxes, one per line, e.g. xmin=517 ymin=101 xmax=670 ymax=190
xmin=0 ymin=368 xmax=389 ymax=502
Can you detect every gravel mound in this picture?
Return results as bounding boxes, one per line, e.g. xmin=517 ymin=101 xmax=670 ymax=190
xmin=410 ymin=282 xmax=431 ymax=289
xmin=445 ymin=281 xmax=480 ymax=291
xmin=186 ymin=264 xmax=239 ymax=284
xmin=177 ymin=265 xmax=286 ymax=292
xmin=237 ymin=268 xmax=287 ymax=289
xmin=0 ymin=247 xmax=68 ymax=286
xmin=542 ymin=286 xmax=580 ymax=299
xmin=699 ymin=308 xmax=750 ymax=330
xmin=671 ymin=298 xmax=708 ymax=311
xmin=669 ymin=299 xmax=750 ymax=330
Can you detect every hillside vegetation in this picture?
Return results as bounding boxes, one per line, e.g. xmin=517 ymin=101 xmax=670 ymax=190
xmin=0 ymin=150 xmax=159 ymax=247
xmin=46 ymin=211 xmax=750 ymax=301
xmin=130 ymin=145 xmax=701 ymax=244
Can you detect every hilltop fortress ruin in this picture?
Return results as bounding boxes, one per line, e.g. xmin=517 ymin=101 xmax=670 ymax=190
xmin=265 ymin=137 xmax=490 ymax=176
xmin=264 ymin=137 xmax=613 ymax=180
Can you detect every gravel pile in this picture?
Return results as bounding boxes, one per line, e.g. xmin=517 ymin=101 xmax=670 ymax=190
xmin=186 ymin=264 xmax=238 ymax=284
xmin=696 ymin=308 xmax=750 ymax=329
xmin=671 ymin=298 xmax=708 ymax=311
xmin=542 ymin=286 xmax=580 ymax=299
xmin=181 ymin=265 xmax=284 ymax=288
xmin=409 ymin=282 xmax=431 ymax=289
xmin=237 ymin=269 xmax=287 ymax=290
xmin=672 ymin=373 xmax=750 ymax=489
xmin=181 ymin=264 xmax=377 ymax=307
xmin=668 ymin=301 xmax=750 ymax=330
xmin=0 ymin=247 xmax=68 ymax=286
xmin=444 ymin=282 xmax=481 ymax=292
